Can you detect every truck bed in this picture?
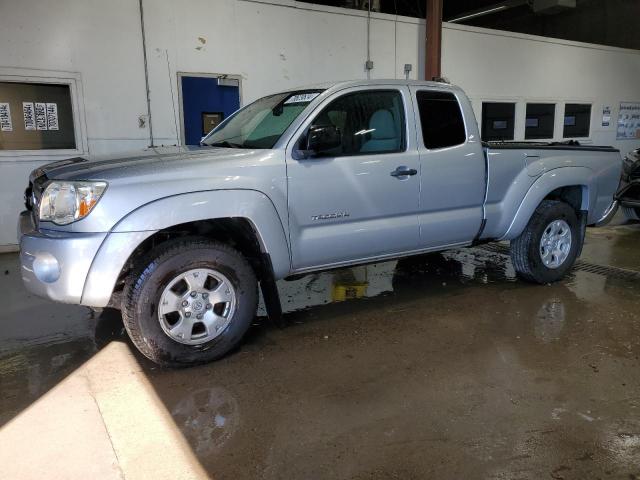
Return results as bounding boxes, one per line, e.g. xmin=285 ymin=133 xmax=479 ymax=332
xmin=480 ymin=141 xmax=621 ymax=241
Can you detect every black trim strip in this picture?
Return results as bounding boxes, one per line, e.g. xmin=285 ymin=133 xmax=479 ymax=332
xmin=483 ymin=141 xmax=618 ymax=153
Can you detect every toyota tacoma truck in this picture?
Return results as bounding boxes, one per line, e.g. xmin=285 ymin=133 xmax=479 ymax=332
xmin=18 ymin=80 xmax=621 ymax=366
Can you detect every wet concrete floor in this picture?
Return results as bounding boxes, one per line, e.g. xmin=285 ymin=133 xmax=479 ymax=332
xmin=2 ymin=215 xmax=640 ymax=479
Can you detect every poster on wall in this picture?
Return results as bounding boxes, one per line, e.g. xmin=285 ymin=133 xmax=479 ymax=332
xmin=0 ymin=103 xmax=12 ymax=131
xmin=601 ymin=105 xmax=611 ymax=127
xmin=46 ymin=102 xmax=59 ymax=130
xmin=23 ymin=102 xmax=36 ymax=130
xmin=616 ymin=102 xmax=640 ymax=140
xmin=35 ymin=102 xmax=47 ymax=130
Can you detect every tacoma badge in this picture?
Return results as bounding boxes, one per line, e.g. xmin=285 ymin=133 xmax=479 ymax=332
xmin=311 ymin=211 xmax=350 ymax=221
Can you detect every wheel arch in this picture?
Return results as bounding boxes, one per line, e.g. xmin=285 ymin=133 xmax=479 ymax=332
xmin=501 ymin=167 xmax=593 ymax=240
xmin=81 ymin=190 xmax=291 ymax=308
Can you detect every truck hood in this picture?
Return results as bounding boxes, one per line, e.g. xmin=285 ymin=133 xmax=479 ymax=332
xmin=32 ymin=145 xmax=287 ymax=233
xmin=37 ymin=145 xmax=261 ymax=182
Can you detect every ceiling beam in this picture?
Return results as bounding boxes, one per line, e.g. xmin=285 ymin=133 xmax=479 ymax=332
xmin=448 ymin=0 xmax=527 ymax=23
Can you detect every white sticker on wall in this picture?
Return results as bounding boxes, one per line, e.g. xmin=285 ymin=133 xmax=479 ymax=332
xmin=601 ymin=105 xmax=611 ymax=127
xmin=0 ymin=103 xmax=12 ymax=132
xmin=284 ymin=93 xmax=320 ymax=104
xmin=23 ymin=102 xmax=36 ymax=130
xmin=46 ymin=103 xmax=59 ymax=130
xmin=35 ymin=102 xmax=48 ymax=130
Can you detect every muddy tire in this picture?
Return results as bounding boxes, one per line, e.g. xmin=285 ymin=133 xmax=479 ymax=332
xmin=122 ymin=237 xmax=258 ymax=367
xmin=510 ymin=200 xmax=580 ymax=284
xmin=622 ymin=206 xmax=640 ymax=221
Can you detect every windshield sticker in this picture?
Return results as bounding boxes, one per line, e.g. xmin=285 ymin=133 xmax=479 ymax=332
xmin=284 ymin=93 xmax=320 ymax=104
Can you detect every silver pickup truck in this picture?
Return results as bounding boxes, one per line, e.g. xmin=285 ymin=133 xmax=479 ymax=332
xmin=18 ymin=80 xmax=621 ymax=366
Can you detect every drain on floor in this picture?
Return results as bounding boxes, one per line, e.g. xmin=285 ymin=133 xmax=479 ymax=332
xmin=477 ymin=243 xmax=640 ymax=281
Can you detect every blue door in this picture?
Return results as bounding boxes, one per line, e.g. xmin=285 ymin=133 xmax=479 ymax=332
xmin=181 ymin=76 xmax=240 ymax=145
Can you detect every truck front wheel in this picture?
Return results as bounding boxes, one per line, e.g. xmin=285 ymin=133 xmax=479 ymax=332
xmin=122 ymin=237 xmax=258 ymax=367
xmin=510 ymin=200 xmax=580 ymax=284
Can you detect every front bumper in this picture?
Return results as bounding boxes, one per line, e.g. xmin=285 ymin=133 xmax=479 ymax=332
xmin=18 ymin=211 xmax=106 ymax=304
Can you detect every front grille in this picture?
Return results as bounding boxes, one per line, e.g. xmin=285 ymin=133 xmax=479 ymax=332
xmin=24 ymin=172 xmax=48 ymax=230
xmin=24 ymin=183 xmax=33 ymax=211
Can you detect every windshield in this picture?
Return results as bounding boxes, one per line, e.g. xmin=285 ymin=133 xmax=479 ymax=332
xmin=202 ymin=90 xmax=323 ymax=149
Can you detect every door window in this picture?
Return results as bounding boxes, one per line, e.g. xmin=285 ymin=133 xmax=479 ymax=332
xmin=416 ymin=90 xmax=466 ymax=149
xmin=307 ymin=90 xmax=405 ymax=156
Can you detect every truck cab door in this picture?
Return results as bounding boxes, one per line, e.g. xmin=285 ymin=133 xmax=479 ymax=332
xmin=285 ymin=86 xmax=421 ymax=271
xmin=409 ymin=86 xmax=486 ymax=248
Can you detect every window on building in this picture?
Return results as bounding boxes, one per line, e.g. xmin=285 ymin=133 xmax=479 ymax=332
xmin=563 ymin=103 xmax=591 ymax=138
xmin=416 ymin=90 xmax=466 ymax=149
xmin=0 ymin=81 xmax=76 ymax=150
xmin=525 ymin=103 xmax=555 ymax=140
xmin=481 ymin=102 xmax=515 ymax=141
xmin=308 ymin=90 xmax=405 ymax=156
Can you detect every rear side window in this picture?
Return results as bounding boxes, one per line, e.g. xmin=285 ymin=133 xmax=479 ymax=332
xmin=416 ymin=91 xmax=466 ymax=149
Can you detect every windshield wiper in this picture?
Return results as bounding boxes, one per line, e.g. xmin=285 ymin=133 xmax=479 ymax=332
xmin=208 ymin=141 xmax=242 ymax=148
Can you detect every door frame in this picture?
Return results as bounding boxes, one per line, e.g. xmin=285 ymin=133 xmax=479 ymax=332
xmin=283 ymin=84 xmax=422 ymax=272
xmin=176 ymin=72 xmax=243 ymax=146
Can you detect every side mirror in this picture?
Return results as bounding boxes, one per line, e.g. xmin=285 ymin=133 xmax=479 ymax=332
xmin=306 ymin=125 xmax=341 ymax=154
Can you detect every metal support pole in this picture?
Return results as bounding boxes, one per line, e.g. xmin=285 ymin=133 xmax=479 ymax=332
xmin=425 ymin=0 xmax=443 ymax=81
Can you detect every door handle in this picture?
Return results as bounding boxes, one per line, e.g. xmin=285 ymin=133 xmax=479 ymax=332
xmin=390 ymin=166 xmax=418 ymax=177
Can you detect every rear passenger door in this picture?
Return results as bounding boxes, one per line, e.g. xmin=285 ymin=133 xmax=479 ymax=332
xmin=410 ymin=87 xmax=486 ymax=247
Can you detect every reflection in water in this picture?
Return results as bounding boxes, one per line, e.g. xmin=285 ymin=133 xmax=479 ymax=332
xmin=534 ymin=298 xmax=566 ymax=343
xmin=171 ymin=387 xmax=239 ymax=456
xmin=264 ymin=248 xmax=520 ymax=318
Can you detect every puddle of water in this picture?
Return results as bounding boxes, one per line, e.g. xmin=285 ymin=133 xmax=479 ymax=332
xmin=262 ymin=248 xmax=519 ymax=318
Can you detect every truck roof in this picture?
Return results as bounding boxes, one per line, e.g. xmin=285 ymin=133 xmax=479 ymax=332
xmin=277 ymin=79 xmax=461 ymax=95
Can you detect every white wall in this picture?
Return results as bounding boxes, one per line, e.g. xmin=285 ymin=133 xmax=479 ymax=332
xmin=444 ymin=23 xmax=640 ymax=151
xmin=1 ymin=0 xmax=639 ymax=247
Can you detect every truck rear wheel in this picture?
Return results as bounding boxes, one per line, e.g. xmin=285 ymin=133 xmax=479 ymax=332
xmin=122 ymin=237 xmax=258 ymax=367
xmin=510 ymin=200 xmax=580 ymax=284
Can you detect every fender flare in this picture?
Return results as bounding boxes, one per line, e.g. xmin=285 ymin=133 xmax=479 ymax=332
xmin=81 ymin=190 xmax=291 ymax=307
xmin=501 ymin=167 xmax=594 ymax=240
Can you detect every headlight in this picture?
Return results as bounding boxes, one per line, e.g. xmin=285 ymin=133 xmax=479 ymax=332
xmin=39 ymin=181 xmax=107 ymax=225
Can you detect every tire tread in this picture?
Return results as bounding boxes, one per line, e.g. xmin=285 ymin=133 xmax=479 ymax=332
xmin=622 ymin=206 xmax=640 ymax=221
xmin=121 ymin=237 xmax=257 ymax=366
xmin=510 ymin=200 xmax=577 ymax=284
